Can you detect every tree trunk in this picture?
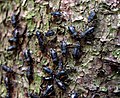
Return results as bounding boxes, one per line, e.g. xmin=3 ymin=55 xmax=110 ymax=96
xmin=0 ymin=0 xmax=120 ymax=98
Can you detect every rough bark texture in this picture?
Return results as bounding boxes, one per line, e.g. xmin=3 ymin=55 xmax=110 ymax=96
xmin=0 ymin=0 xmax=120 ymax=98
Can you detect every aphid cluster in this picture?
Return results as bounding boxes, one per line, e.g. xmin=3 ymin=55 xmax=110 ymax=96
xmin=2 ymin=65 xmax=14 ymax=98
xmin=7 ymin=13 xmax=26 ymax=53
xmin=11 ymin=14 xmax=19 ymax=28
xmin=7 ymin=14 xmax=19 ymax=52
xmin=36 ymin=31 xmax=46 ymax=53
xmin=3 ymin=10 xmax=97 ymax=98
xmin=7 ymin=29 xmax=19 ymax=51
xmin=23 ymin=49 xmax=34 ymax=85
xmin=40 ymin=60 xmax=68 ymax=97
xmin=68 ymin=11 xmax=96 ymax=41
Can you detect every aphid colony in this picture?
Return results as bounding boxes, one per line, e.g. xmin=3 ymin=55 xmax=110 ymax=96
xmin=1 ymin=10 xmax=97 ymax=98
